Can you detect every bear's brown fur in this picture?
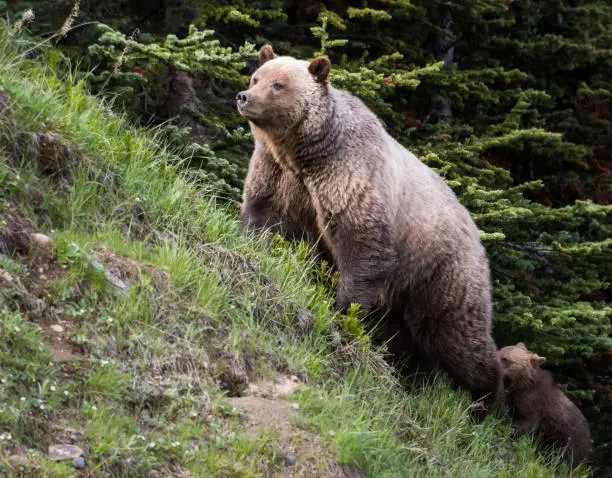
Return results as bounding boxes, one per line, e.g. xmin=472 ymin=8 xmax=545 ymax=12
xmin=240 ymin=141 xmax=319 ymax=244
xmin=498 ymin=343 xmax=592 ymax=467
xmin=237 ymin=45 xmax=501 ymax=403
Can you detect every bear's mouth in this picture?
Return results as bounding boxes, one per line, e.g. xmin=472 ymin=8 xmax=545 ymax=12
xmin=236 ymin=103 xmax=259 ymax=118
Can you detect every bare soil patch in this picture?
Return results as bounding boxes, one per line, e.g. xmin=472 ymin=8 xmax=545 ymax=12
xmin=229 ymin=375 xmax=365 ymax=478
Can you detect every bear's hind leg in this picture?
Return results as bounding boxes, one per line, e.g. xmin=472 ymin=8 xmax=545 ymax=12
xmin=427 ymin=330 xmax=502 ymax=410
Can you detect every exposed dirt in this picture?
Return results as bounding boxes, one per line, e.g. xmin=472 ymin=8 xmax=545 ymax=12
xmin=29 ymin=234 xmax=84 ymax=364
xmin=246 ymin=375 xmax=301 ymax=400
xmin=92 ymin=246 xmax=142 ymax=284
xmin=145 ymin=464 xmax=193 ymax=477
xmin=229 ymin=375 xmax=365 ymax=478
xmin=46 ymin=318 xmax=84 ymax=364
xmin=26 ymin=234 xmax=65 ymax=294
xmin=0 ymin=209 xmax=35 ymax=256
xmin=50 ymin=420 xmax=85 ymax=446
xmin=30 ymin=131 xmax=75 ymax=178
xmin=0 ymin=210 xmax=83 ymax=363
xmin=217 ymin=355 xmax=251 ymax=397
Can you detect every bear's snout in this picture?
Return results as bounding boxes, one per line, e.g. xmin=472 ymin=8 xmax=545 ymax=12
xmin=236 ymin=91 xmax=250 ymax=107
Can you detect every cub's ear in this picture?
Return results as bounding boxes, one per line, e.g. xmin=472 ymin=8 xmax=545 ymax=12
xmin=259 ymin=45 xmax=276 ymax=65
xmin=531 ymin=354 xmax=546 ymax=367
xmin=308 ymin=56 xmax=331 ymax=83
xmin=517 ymin=342 xmax=527 ymax=350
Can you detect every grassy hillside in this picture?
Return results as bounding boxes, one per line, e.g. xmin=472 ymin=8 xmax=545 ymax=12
xmin=0 ymin=28 xmax=589 ymax=477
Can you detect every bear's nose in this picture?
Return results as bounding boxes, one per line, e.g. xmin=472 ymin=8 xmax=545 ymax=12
xmin=236 ymin=91 xmax=249 ymax=106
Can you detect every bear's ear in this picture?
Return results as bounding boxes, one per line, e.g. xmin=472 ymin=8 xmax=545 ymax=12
xmin=308 ymin=56 xmax=331 ymax=83
xmin=259 ymin=45 xmax=276 ymax=65
xmin=517 ymin=342 xmax=527 ymax=350
xmin=531 ymin=354 xmax=546 ymax=367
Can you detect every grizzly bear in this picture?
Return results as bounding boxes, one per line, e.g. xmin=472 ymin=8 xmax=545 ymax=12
xmin=237 ymin=45 xmax=501 ymax=403
xmin=498 ymin=343 xmax=592 ymax=467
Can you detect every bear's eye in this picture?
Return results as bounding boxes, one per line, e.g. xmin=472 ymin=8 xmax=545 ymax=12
xmin=500 ymin=357 xmax=510 ymax=367
xmin=252 ymin=77 xmax=258 ymax=85
xmin=272 ymin=83 xmax=284 ymax=91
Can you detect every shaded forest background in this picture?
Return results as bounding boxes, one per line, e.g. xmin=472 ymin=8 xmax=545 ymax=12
xmin=2 ymin=0 xmax=611 ymax=469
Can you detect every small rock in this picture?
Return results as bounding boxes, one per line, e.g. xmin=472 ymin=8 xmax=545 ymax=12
xmin=275 ymin=377 xmax=300 ymax=398
xmin=72 ymin=456 xmax=86 ymax=469
xmin=68 ymin=243 xmax=128 ymax=294
xmin=48 ymin=444 xmax=83 ymax=461
xmin=88 ymin=254 xmax=128 ymax=294
xmin=290 ymin=403 xmax=300 ymax=410
xmin=8 ymin=454 xmax=28 ymax=468
xmin=341 ymin=464 xmax=367 ymax=478
xmin=287 ymin=455 xmax=297 ymax=465
xmin=31 ymin=233 xmax=51 ymax=247
xmin=0 ymin=269 xmax=16 ymax=287
xmin=50 ymin=324 xmax=64 ymax=333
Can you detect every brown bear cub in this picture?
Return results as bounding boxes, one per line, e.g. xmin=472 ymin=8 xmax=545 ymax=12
xmin=237 ymin=45 xmax=501 ymax=404
xmin=498 ymin=343 xmax=592 ymax=467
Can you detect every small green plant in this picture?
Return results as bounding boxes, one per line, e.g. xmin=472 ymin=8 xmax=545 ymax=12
xmin=52 ymin=237 xmax=107 ymax=288
xmin=0 ymin=253 xmax=27 ymax=276
xmin=0 ymin=308 xmax=70 ymax=443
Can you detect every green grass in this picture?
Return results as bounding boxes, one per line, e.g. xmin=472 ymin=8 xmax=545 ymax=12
xmin=0 ymin=26 xmax=590 ymax=477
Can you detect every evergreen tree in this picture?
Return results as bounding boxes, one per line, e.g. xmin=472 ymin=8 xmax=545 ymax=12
xmin=87 ymin=23 xmax=258 ymax=199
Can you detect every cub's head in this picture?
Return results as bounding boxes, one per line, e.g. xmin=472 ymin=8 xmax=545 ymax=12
xmin=236 ymin=45 xmax=331 ymax=131
xmin=497 ymin=343 xmax=546 ymax=390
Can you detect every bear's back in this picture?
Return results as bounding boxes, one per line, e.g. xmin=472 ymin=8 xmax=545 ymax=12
xmin=332 ymin=87 xmax=484 ymax=263
xmin=538 ymin=384 xmax=592 ymax=463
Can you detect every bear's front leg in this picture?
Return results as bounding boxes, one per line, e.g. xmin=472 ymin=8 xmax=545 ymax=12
xmin=513 ymin=418 xmax=538 ymax=435
xmin=242 ymin=144 xmax=319 ymax=243
xmin=335 ymin=271 xmax=380 ymax=314
xmin=331 ymin=223 xmax=398 ymax=315
xmin=512 ymin=407 xmax=539 ymax=435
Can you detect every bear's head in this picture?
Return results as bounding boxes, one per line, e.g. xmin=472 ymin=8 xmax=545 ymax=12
xmin=497 ymin=343 xmax=546 ymax=391
xmin=236 ymin=45 xmax=331 ymax=133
